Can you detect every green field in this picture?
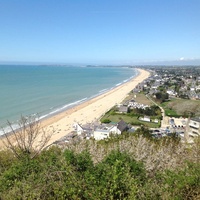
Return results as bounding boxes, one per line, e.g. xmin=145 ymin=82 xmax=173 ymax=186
xmin=101 ymin=112 xmax=160 ymax=128
xmin=161 ymin=98 xmax=200 ymax=117
xmin=100 ymin=92 xmax=161 ymax=128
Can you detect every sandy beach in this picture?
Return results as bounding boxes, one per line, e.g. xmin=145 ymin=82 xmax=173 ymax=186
xmin=43 ymin=68 xmax=150 ymax=145
xmin=0 ymin=68 xmax=150 ymax=148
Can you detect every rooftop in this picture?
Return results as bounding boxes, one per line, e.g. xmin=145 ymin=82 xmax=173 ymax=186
xmin=191 ymin=117 xmax=200 ymax=123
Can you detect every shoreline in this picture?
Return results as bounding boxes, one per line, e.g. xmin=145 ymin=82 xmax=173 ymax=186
xmin=39 ymin=70 xmax=138 ymax=124
xmin=39 ymin=69 xmax=138 ymax=124
xmin=0 ymin=67 xmax=137 ymax=136
xmin=42 ymin=68 xmax=150 ymax=146
xmin=0 ymin=68 xmax=150 ymax=148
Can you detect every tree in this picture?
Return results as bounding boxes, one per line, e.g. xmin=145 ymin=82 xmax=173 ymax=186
xmin=155 ymin=92 xmax=169 ymax=103
xmin=2 ymin=116 xmax=54 ymax=160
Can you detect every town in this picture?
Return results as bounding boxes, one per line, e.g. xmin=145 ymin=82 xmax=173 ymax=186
xmin=54 ymin=66 xmax=200 ymax=146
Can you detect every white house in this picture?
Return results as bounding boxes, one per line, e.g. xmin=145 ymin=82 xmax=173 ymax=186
xmin=139 ymin=116 xmax=151 ymax=122
xmin=73 ymin=122 xmax=94 ymax=136
xmin=166 ymin=89 xmax=177 ymax=96
xmin=93 ymin=129 xmax=110 ymax=140
xmin=73 ymin=122 xmax=84 ymax=135
xmin=93 ymin=120 xmax=128 ymax=140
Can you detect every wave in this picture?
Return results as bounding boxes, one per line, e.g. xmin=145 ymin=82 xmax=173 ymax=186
xmin=115 ymin=82 xmax=122 ymax=86
xmin=39 ymin=97 xmax=88 ymax=121
xmin=0 ymin=122 xmax=21 ymax=137
xmin=0 ymin=97 xmax=89 ymax=137
xmin=98 ymin=88 xmax=109 ymax=94
xmin=0 ymin=68 xmax=138 ymax=137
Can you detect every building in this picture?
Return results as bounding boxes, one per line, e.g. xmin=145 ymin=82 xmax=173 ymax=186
xmin=118 ymin=105 xmax=128 ymax=113
xmin=93 ymin=120 xmax=128 ymax=140
xmin=185 ymin=117 xmax=200 ymax=143
xmin=139 ymin=116 xmax=151 ymax=122
xmin=73 ymin=122 xmax=94 ymax=138
xmin=188 ymin=117 xmax=200 ymax=137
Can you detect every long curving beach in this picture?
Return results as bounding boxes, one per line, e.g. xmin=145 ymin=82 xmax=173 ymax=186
xmin=42 ymin=68 xmax=150 ymax=145
xmin=0 ymin=68 xmax=150 ymax=148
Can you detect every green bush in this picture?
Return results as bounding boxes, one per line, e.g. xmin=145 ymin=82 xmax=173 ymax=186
xmin=101 ymin=118 xmax=111 ymax=123
xmin=0 ymin=132 xmax=199 ymax=199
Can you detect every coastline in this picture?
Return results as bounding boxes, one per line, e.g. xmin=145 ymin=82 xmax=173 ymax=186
xmin=43 ymin=68 xmax=150 ymax=146
xmin=0 ymin=66 xmax=136 ymax=136
xmin=0 ymin=68 xmax=150 ymax=148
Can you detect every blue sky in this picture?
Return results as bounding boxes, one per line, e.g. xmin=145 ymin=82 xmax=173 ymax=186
xmin=0 ymin=0 xmax=200 ymax=65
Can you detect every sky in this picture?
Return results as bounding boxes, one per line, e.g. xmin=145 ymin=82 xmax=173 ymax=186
xmin=0 ymin=0 xmax=200 ymax=65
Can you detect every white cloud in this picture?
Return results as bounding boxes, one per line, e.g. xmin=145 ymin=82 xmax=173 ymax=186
xmin=180 ymin=57 xmax=185 ymax=61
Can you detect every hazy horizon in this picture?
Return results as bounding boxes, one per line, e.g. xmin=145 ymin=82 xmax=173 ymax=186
xmin=0 ymin=58 xmax=200 ymax=66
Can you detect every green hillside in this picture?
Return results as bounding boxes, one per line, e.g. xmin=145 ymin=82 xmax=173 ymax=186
xmin=0 ymin=130 xmax=199 ymax=200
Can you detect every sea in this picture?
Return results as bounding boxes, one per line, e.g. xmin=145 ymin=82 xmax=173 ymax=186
xmin=0 ymin=65 xmax=137 ymax=135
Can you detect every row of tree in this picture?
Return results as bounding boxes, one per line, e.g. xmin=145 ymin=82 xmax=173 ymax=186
xmin=132 ymin=105 xmax=161 ymax=116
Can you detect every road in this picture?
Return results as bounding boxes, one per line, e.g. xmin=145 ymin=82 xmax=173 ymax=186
xmin=146 ymin=94 xmax=169 ymax=128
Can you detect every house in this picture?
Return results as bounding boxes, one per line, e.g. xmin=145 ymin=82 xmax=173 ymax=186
xmin=73 ymin=122 xmax=94 ymax=137
xmin=73 ymin=122 xmax=84 ymax=135
xmin=114 ymin=120 xmax=129 ymax=134
xmin=93 ymin=129 xmax=110 ymax=140
xmin=118 ymin=105 xmax=128 ymax=113
xmin=93 ymin=120 xmax=128 ymax=140
xmin=166 ymin=89 xmax=176 ymax=96
xmin=139 ymin=116 xmax=151 ymax=122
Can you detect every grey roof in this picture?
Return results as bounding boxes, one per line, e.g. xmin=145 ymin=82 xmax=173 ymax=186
xmin=119 ymin=105 xmax=128 ymax=113
xmin=117 ymin=120 xmax=128 ymax=132
xmin=191 ymin=117 xmax=200 ymax=123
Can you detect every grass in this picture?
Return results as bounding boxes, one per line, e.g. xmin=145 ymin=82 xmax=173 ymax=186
xmin=164 ymin=108 xmax=177 ymax=116
xmin=123 ymin=92 xmax=153 ymax=106
xmin=160 ymin=98 xmax=200 ymax=117
xmin=134 ymin=92 xmax=154 ymax=106
xmin=100 ymin=92 xmax=161 ymax=128
xmin=160 ymin=99 xmax=180 ymax=117
xmin=101 ymin=113 xmax=160 ymax=128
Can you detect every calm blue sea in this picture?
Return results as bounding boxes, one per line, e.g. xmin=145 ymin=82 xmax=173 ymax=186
xmin=0 ymin=65 xmax=137 ymax=135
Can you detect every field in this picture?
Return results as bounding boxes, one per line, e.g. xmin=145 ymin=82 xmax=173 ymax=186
xmin=100 ymin=92 xmax=160 ymax=128
xmin=123 ymin=92 xmax=153 ymax=106
xmin=161 ymin=98 xmax=200 ymax=117
xmin=101 ymin=112 xmax=160 ymax=128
